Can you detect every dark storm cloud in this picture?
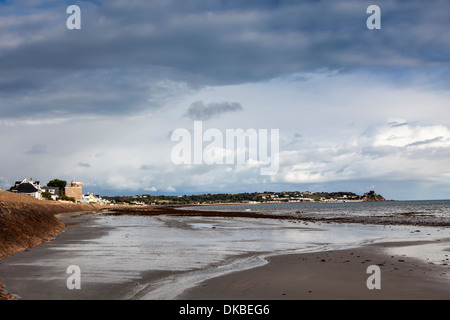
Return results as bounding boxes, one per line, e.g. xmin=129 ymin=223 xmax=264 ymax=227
xmin=77 ymin=162 xmax=91 ymax=168
xmin=185 ymin=101 xmax=243 ymax=120
xmin=389 ymin=122 xmax=409 ymax=128
xmin=1 ymin=0 xmax=449 ymax=119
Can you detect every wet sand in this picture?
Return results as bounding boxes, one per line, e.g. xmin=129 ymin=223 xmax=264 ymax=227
xmin=0 ymin=190 xmax=99 ymax=299
xmin=1 ymin=207 xmax=449 ymax=300
xmin=0 ymin=212 xmax=448 ymax=300
xmin=0 ymin=212 xmax=152 ymax=300
xmin=179 ymin=241 xmax=450 ymax=300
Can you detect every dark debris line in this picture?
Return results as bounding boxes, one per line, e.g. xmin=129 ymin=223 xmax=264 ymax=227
xmin=105 ymin=206 xmax=450 ymax=227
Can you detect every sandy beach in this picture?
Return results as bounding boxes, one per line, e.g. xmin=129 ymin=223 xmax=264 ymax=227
xmin=0 ymin=206 xmax=449 ymax=300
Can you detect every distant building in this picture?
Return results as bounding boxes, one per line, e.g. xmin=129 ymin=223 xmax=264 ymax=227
xmin=11 ymin=178 xmax=43 ymax=200
xmin=41 ymin=186 xmax=60 ymax=201
xmin=79 ymin=193 xmax=110 ymax=205
xmin=81 ymin=193 xmax=100 ymax=204
xmin=65 ymin=181 xmax=83 ymax=201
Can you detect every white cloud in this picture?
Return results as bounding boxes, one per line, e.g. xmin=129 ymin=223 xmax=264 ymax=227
xmin=372 ymin=123 xmax=450 ymax=148
xmin=2 ymin=67 xmax=450 ymax=200
xmin=276 ymin=121 xmax=450 ymax=186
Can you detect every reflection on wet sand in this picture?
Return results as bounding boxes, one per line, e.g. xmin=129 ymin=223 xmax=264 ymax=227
xmin=0 ymin=212 xmax=448 ymax=299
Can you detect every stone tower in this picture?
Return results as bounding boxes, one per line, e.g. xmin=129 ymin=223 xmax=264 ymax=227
xmin=65 ymin=181 xmax=83 ymax=201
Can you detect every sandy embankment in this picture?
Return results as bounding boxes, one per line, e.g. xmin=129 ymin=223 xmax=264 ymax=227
xmin=0 ymin=190 xmax=98 ymax=299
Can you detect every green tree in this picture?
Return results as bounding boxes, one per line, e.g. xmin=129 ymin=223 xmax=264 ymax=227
xmin=47 ymin=179 xmax=67 ymax=195
xmin=41 ymin=192 xmax=53 ymax=200
xmin=58 ymin=194 xmax=75 ymax=202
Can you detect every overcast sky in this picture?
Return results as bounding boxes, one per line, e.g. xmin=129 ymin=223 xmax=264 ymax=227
xmin=1 ymin=0 xmax=450 ymax=200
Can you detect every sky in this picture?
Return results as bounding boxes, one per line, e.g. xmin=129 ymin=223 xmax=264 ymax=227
xmin=1 ymin=0 xmax=450 ymax=200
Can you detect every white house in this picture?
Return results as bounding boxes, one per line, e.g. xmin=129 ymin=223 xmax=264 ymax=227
xmin=12 ymin=178 xmax=43 ymax=200
xmin=80 ymin=193 xmax=109 ymax=205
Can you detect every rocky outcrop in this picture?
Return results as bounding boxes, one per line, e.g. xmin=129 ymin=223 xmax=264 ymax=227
xmin=362 ymin=190 xmax=386 ymax=201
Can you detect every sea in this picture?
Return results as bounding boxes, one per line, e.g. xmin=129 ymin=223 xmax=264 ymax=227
xmin=186 ymin=200 xmax=450 ymax=219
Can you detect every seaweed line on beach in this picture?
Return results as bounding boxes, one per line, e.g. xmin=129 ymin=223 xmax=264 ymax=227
xmin=105 ymin=206 xmax=450 ymax=227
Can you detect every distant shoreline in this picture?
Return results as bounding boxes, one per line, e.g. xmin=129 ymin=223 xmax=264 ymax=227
xmin=101 ymin=190 xmax=389 ymax=206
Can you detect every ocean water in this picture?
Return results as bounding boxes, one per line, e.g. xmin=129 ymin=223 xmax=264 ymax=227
xmin=186 ymin=200 xmax=450 ymax=220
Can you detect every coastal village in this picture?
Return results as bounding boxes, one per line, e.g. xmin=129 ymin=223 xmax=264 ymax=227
xmin=4 ymin=178 xmax=386 ymax=206
xmin=7 ymin=178 xmax=111 ymax=206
